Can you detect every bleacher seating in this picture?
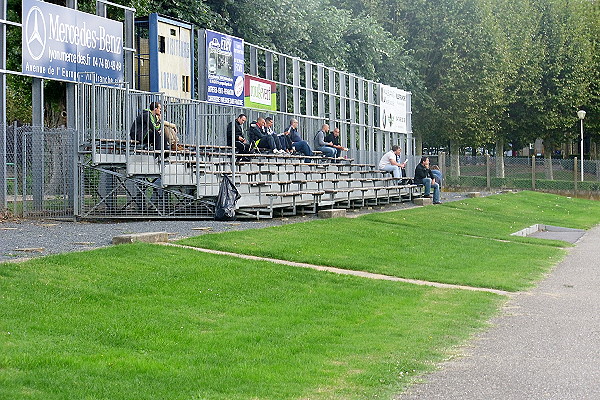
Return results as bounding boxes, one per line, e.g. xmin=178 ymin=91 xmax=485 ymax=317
xmin=89 ymin=139 xmax=419 ymax=219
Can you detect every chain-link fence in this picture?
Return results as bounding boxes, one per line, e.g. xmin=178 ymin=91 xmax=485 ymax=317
xmin=1 ymin=123 xmax=75 ymax=218
xmin=436 ymin=154 xmax=600 ymax=194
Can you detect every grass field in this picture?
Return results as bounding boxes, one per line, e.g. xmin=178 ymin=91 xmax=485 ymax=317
xmin=0 ymin=245 xmax=500 ymax=400
xmin=179 ymin=192 xmax=597 ymax=291
xmin=2 ymin=191 xmax=599 ymax=399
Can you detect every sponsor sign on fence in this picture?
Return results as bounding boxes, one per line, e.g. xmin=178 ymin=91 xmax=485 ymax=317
xmin=22 ymin=0 xmax=123 ymax=84
xmin=244 ymin=75 xmax=276 ymax=111
xmin=379 ymin=84 xmax=408 ymax=133
xmin=205 ymin=30 xmax=245 ymax=106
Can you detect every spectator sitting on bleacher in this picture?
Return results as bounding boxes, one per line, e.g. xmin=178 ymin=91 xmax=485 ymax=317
xmin=163 ymin=121 xmax=184 ymax=151
xmin=325 ymin=127 xmax=348 ymax=158
xmin=415 ymin=156 xmax=441 ymax=204
xmin=378 ymin=145 xmax=405 ymax=185
xmin=264 ymin=117 xmax=286 ymax=154
xmin=248 ymin=117 xmax=280 ymax=153
xmin=279 ymin=127 xmax=294 ymax=153
xmin=129 ymin=101 xmax=169 ymax=156
xmin=431 ymin=164 xmax=443 ymax=188
xmin=226 ymin=114 xmax=252 ymax=155
xmin=313 ymin=124 xmax=337 ymax=158
xmin=284 ymin=118 xmax=313 ymax=162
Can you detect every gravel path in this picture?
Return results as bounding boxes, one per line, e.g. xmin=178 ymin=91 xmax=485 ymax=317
xmin=0 ymin=191 xmax=484 ymax=262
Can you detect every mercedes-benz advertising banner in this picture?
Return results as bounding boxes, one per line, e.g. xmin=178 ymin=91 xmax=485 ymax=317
xmin=22 ymin=0 xmax=123 ymax=84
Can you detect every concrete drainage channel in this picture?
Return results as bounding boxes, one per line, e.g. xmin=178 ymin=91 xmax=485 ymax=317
xmin=511 ymin=224 xmax=585 ymax=244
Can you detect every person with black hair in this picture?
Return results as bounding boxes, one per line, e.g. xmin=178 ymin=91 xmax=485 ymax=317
xmin=264 ymin=116 xmax=285 ymax=153
xmin=226 ymin=114 xmax=252 ymax=154
xmin=129 ymin=101 xmax=169 ymax=153
xmin=414 ymin=156 xmax=441 ymax=204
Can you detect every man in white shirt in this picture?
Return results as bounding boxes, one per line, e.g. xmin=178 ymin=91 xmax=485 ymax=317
xmin=378 ymin=145 xmax=406 ymax=185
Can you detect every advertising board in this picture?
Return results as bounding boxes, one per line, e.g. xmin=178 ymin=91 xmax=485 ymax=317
xmin=205 ymin=30 xmax=244 ymax=106
xmin=22 ymin=0 xmax=124 ymax=84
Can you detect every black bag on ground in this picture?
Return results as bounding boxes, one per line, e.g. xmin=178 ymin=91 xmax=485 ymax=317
xmin=214 ymin=175 xmax=241 ymax=221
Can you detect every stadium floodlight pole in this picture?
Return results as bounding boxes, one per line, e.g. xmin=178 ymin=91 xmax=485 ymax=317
xmin=577 ymin=109 xmax=586 ymax=182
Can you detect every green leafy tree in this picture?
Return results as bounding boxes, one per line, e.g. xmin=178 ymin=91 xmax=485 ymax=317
xmin=534 ymin=0 xmax=594 ymax=163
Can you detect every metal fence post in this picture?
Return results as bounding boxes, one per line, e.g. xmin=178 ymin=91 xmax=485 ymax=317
xmin=486 ymin=154 xmax=491 ymax=190
xmin=32 ymin=79 xmax=45 ymax=212
xmin=0 ymin=0 xmax=6 ymax=212
xmin=531 ymin=155 xmax=536 ymax=190
xmin=574 ymin=157 xmax=578 ymax=193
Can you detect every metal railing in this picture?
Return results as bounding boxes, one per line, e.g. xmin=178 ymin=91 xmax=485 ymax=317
xmin=1 ymin=123 xmax=75 ymax=218
xmin=432 ymin=154 xmax=600 ymax=195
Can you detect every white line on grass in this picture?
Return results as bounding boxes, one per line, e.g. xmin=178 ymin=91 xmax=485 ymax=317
xmin=159 ymin=243 xmax=511 ymax=296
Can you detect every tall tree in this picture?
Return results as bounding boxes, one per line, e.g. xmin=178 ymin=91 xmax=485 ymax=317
xmin=534 ymin=0 xmax=594 ymax=164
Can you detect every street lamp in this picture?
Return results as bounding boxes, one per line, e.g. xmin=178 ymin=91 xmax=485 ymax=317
xmin=577 ymin=109 xmax=586 ymax=182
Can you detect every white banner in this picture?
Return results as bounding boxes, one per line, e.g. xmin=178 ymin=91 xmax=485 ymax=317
xmin=379 ymin=84 xmax=407 ymax=133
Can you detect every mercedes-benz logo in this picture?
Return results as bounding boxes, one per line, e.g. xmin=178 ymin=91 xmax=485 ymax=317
xmin=25 ymin=6 xmax=46 ymax=61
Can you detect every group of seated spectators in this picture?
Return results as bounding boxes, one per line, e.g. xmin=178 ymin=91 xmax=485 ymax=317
xmin=128 ymin=103 xmax=442 ymax=205
xmin=226 ymin=114 xmax=347 ymax=162
xmin=379 ymin=146 xmax=443 ymax=204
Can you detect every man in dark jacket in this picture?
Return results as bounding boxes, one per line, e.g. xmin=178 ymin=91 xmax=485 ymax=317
xmin=129 ymin=101 xmax=169 ymax=153
xmin=324 ymin=126 xmax=347 ymax=158
xmin=247 ymin=117 xmax=277 ymax=153
xmin=226 ymin=114 xmax=251 ymax=154
xmin=414 ymin=156 xmax=441 ymax=204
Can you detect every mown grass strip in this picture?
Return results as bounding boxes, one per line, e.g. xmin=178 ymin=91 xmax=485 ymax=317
xmin=163 ymin=242 xmax=512 ymax=296
xmin=0 ymin=244 xmax=502 ymax=400
xmin=180 ymin=192 xmax=591 ymax=291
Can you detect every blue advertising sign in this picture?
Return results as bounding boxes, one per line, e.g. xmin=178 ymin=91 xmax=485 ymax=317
xmin=22 ymin=0 xmax=123 ymax=84
xmin=205 ymin=30 xmax=244 ymax=106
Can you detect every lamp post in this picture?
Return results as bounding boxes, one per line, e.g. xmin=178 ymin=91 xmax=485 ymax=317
xmin=577 ymin=110 xmax=586 ymax=182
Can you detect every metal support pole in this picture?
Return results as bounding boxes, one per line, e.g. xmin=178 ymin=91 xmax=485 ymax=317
xmin=278 ymin=55 xmax=287 ymax=113
xmin=32 ymin=78 xmax=45 ymax=211
xmin=66 ymin=0 xmax=77 ymax=216
xmin=358 ymin=78 xmax=365 ymax=162
xmin=580 ymin=119 xmax=584 ymax=182
xmin=317 ymin=64 xmax=324 ymax=118
xmin=96 ymin=0 xmax=106 ymax=17
xmin=0 ymin=0 xmax=7 ymax=210
xmin=486 ymin=154 xmax=491 ymax=190
xmin=304 ymin=62 xmax=313 ymax=117
xmin=574 ymin=157 xmax=578 ymax=193
xmin=197 ymin=29 xmax=207 ymax=101
xmin=124 ymin=9 xmax=135 ymax=88
xmin=292 ymin=58 xmax=300 ymax=116
xmin=531 ymin=155 xmax=536 ymax=190
xmin=265 ymin=52 xmax=273 ymax=81
xmin=328 ymin=68 xmax=336 ymax=122
xmin=249 ymin=46 xmax=258 ymax=76
xmin=349 ymin=75 xmax=356 ymax=157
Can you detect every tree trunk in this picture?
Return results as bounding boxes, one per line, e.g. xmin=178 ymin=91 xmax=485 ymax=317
xmin=415 ymin=132 xmax=423 ymax=156
xmin=495 ymin=139 xmax=505 ymax=178
xmin=543 ymin=143 xmax=553 ymax=180
xmin=449 ymin=141 xmax=460 ymax=177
